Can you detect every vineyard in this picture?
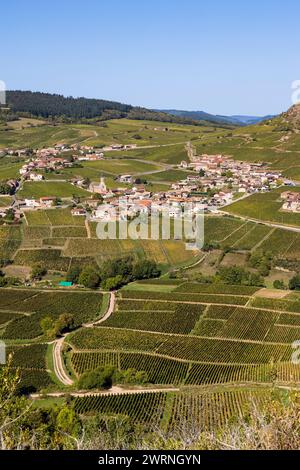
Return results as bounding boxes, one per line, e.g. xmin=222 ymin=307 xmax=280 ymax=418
xmin=9 ymin=208 xmax=204 ymax=271
xmin=68 ymin=284 xmax=300 ymax=396
xmin=10 ymin=206 xmax=297 ymax=274
xmin=73 ymin=387 xmax=271 ymax=432
xmin=0 ymin=289 xmax=103 ymax=339
xmin=74 ymin=391 xmax=168 ymax=428
xmin=166 ymin=388 xmax=269 ymax=432
xmin=119 ymin=290 xmax=250 ymax=305
xmin=0 ymin=225 xmax=22 ymax=258
xmin=4 ymin=343 xmax=53 ymax=394
xmin=71 ymin=351 xmax=190 ymax=384
xmin=69 ymin=326 xmax=291 ymax=364
xmin=104 ymin=303 xmax=206 ymax=334
xmin=174 ymin=283 xmax=259 ymax=295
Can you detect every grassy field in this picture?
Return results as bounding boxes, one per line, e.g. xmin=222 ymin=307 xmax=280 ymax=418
xmin=17 ymin=181 xmax=90 ymax=199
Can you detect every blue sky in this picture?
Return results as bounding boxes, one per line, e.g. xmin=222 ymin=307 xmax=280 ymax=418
xmin=2 ymin=0 xmax=300 ymax=115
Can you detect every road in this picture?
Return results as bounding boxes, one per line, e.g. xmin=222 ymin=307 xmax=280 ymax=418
xmin=52 ymin=291 xmax=115 ymax=386
xmin=53 ymin=337 xmax=73 ymax=386
xmin=30 ymin=386 xmax=180 ymax=400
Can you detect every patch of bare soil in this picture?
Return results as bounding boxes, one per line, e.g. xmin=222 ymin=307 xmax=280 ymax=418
xmin=254 ymin=288 xmax=289 ymax=299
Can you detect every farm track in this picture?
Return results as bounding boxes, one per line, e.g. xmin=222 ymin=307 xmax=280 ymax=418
xmin=251 ymin=227 xmax=275 ymax=252
xmin=52 ymin=292 xmax=115 ymax=385
xmin=30 ymin=386 xmax=180 ymax=399
xmin=53 ymin=338 xmax=73 ymax=386
xmin=85 ymin=219 xmax=91 ymax=239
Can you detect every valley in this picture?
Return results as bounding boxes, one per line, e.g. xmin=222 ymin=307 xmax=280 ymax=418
xmin=0 ymin=94 xmax=300 ymax=445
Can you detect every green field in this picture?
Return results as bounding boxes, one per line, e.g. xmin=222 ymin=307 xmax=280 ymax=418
xmin=17 ymin=181 xmax=90 ymax=199
xmin=0 ymin=118 xmax=210 ymax=149
xmin=0 ymin=288 xmax=103 ymax=340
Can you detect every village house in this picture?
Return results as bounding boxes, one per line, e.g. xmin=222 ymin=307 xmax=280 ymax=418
xmin=24 ymin=198 xmax=40 ymax=208
xmin=71 ymin=207 xmax=87 ymax=216
xmin=92 ymin=203 xmax=118 ymax=221
xmin=281 ymin=191 xmax=300 ymax=212
xmin=118 ymin=174 xmax=132 ymax=183
xmin=29 ymin=173 xmax=44 ymax=181
xmin=40 ymin=197 xmax=56 ymax=208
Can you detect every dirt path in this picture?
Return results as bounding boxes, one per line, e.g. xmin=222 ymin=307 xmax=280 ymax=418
xmin=53 ymin=337 xmax=73 ymax=386
xmin=85 ymin=219 xmax=91 ymax=239
xmin=52 ymin=292 xmax=115 ymax=385
xmin=83 ymin=291 xmax=115 ymax=327
xmin=30 ymin=385 xmax=179 ymax=400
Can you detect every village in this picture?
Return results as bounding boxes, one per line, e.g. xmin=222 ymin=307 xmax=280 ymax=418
xmin=0 ymin=143 xmax=294 ymax=223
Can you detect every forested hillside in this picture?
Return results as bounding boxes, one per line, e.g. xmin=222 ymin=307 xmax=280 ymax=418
xmin=3 ymin=91 xmax=230 ymax=127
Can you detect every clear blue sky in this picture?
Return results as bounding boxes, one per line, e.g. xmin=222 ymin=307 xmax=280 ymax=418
xmin=3 ymin=0 xmax=300 ymax=115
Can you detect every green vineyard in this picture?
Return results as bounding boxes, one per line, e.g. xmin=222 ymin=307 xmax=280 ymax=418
xmin=73 ymin=388 xmax=270 ymax=432
xmin=74 ymin=391 xmax=168 ymax=428
xmin=104 ymin=304 xmax=206 ymax=334
xmin=0 ymin=289 xmax=103 ymax=339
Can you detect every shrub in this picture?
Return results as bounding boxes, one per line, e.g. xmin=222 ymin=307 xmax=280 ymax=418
xmin=79 ymin=265 xmax=100 ymax=289
xmin=132 ymin=259 xmax=161 ymax=280
xmin=289 ymin=274 xmax=300 ymax=291
xmin=78 ymin=365 xmax=116 ymax=390
xmin=101 ymin=275 xmax=124 ymax=291
xmin=66 ymin=266 xmax=81 ymax=284
xmin=273 ymin=280 xmax=285 ymax=290
xmin=31 ymin=263 xmax=47 ymax=280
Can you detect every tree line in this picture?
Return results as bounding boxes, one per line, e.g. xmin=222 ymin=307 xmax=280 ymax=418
xmin=5 ymin=90 xmax=213 ymax=126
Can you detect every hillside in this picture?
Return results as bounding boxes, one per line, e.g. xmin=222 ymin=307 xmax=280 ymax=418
xmin=2 ymin=90 xmax=233 ymax=128
xmin=0 ymin=99 xmax=299 ymax=451
xmin=159 ymin=108 xmax=273 ymax=126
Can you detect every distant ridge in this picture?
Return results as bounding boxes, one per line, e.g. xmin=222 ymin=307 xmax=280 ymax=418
xmin=2 ymin=90 xmax=234 ymax=128
xmin=158 ymin=109 xmax=274 ymax=126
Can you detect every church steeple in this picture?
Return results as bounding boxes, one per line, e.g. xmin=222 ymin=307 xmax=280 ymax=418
xmin=99 ymin=175 xmax=106 ymax=193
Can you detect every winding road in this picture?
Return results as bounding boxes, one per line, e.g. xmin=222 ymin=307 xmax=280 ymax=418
xmin=52 ymin=291 xmax=115 ymax=386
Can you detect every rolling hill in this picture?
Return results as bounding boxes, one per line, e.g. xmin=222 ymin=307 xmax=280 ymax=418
xmin=159 ymin=108 xmax=274 ymax=126
xmin=1 ymin=90 xmax=233 ymax=128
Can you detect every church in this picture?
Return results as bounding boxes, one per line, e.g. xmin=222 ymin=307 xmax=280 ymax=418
xmin=89 ymin=176 xmax=107 ymax=194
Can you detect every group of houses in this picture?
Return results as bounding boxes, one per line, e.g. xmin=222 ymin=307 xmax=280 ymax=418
xmin=0 ymin=141 xmax=289 ymax=221
xmin=281 ymin=191 xmax=300 ymax=212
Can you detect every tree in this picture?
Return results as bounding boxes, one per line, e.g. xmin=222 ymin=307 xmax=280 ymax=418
xmin=0 ymin=356 xmax=83 ymax=449
xmin=54 ymin=313 xmax=75 ymax=336
xmin=101 ymin=275 xmax=124 ymax=291
xmin=217 ymin=266 xmax=263 ymax=287
xmin=101 ymin=256 xmax=133 ymax=280
xmin=56 ymin=407 xmax=80 ymax=436
xmin=78 ymin=265 xmax=100 ymax=289
xmin=273 ymin=280 xmax=285 ymax=289
xmin=40 ymin=316 xmax=54 ymax=337
xmin=31 ymin=263 xmax=47 ymax=280
xmin=4 ymin=208 xmax=15 ymax=220
xmin=289 ymin=274 xmax=300 ymax=290
xmin=40 ymin=314 xmax=75 ymax=338
xmin=66 ymin=266 xmax=81 ymax=284
xmin=5 ymin=276 xmax=21 ymax=286
xmin=78 ymin=365 xmax=116 ymax=390
xmin=132 ymin=259 xmax=161 ymax=280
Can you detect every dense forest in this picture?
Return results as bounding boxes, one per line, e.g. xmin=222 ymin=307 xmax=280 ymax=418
xmin=3 ymin=90 xmax=232 ymax=127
